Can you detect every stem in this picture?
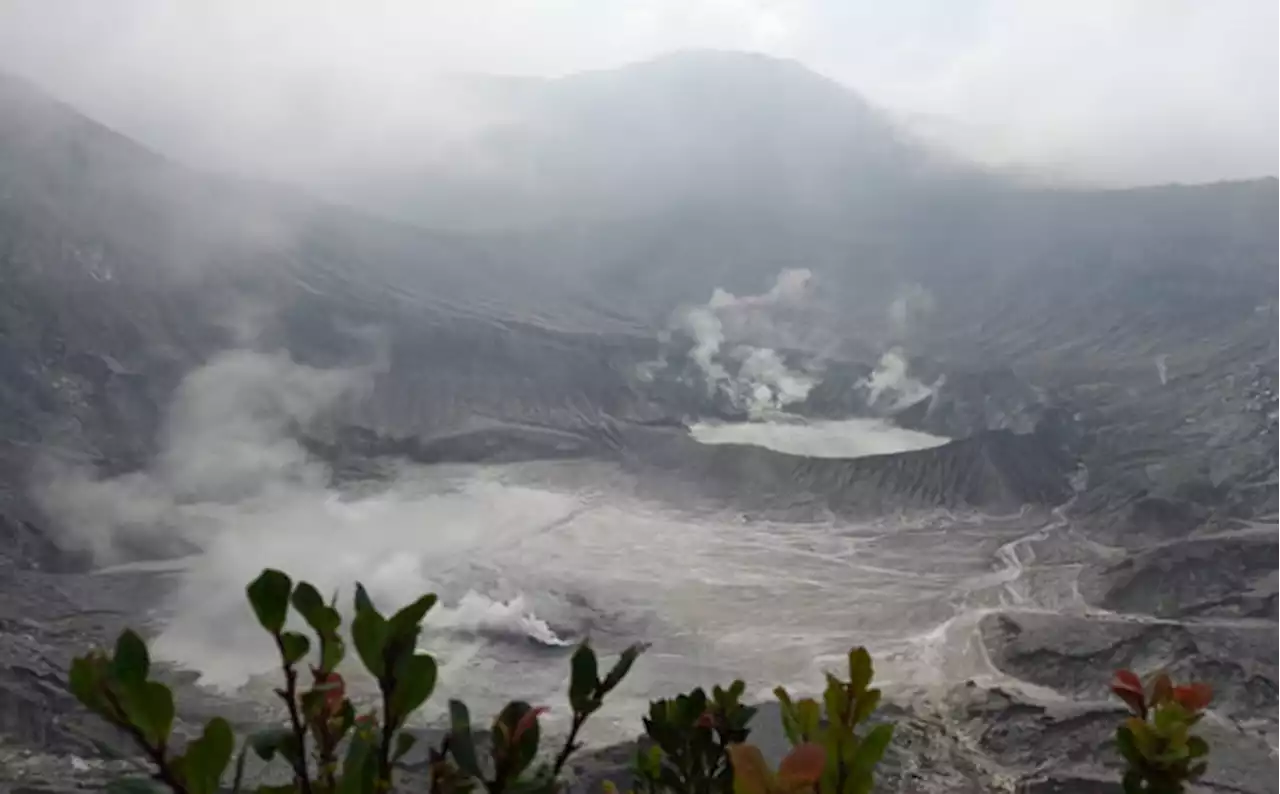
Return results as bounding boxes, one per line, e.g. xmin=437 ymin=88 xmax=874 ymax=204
xmin=377 ymin=671 xmax=397 ymax=790
xmin=274 ymin=635 xmax=314 ymax=794
xmin=550 ymin=709 xmax=591 ymax=779
xmin=102 ymin=688 xmax=189 ymax=794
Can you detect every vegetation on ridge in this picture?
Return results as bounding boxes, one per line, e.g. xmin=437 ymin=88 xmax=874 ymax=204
xmin=68 ymin=568 xmax=1214 ymax=793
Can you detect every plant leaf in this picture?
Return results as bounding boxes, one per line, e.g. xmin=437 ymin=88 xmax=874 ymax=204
xmin=777 ymin=742 xmax=826 ymax=788
xmin=601 ymin=643 xmax=648 ymax=694
xmin=279 ymin=632 xmax=311 ymax=666
xmin=390 ymin=652 xmax=438 ymax=728
xmin=850 ymin=723 xmax=893 ymax=780
xmin=249 ymin=728 xmax=295 ymax=762
xmin=177 ymin=717 xmax=235 ymax=794
xmin=1187 ymin=736 xmax=1210 ymax=759
xmin=123 ymin=680 xmax=174 ymax=746
xmin=290 ymin=581 xmax=326 ymax=626
xmin=851 ymin=688 xmax=882 ymax=727
xmin=388 ymin=593 xmax=438 ymax=636
xmin=69 ymin=654 xmax=109 ymax=715
xmin=353 ymin=582 xmax=378 ymax=616
xmin=448 ymin=699 xmax=484 ymax=778
xmin=847 ymin=647 xmax=873 ymax=694
xmin=351 ymin=608 xmax=387 ymax=679
xmin=728 ymin=743 xmax=776 ymax=794
xmin=111 ymin=630 xmax=151 ymax=686
xmin=1111 ymin=670 xmax=1147 ymax=717
xmin=569 ymin=641 xmax=600 ymax=712
xmin=246 ymin=569 xmax=292 ymax=634
xmin=393 ymin=732 xmax=418 ymax=763
xmin=795 ymin=698 xmax=822 ymax=741
xmin=1172 ymin=683 xmax=1213 ymax=713
xmin=1149 ymin=671 xmax=1173 ymax=707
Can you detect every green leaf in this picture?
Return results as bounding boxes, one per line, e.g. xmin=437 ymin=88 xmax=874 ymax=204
xmin=569 ymin=641 xmax=600 ymax=712
xmin=774 ymin=687 xmax=801 ymax=746
xmin=291 ymin=581 xmax=326 ymax=624
xmin=339 ymin=728 xmax=378 ymax=794
xmin=320 ymin=632 xmax=346 ymax=674
xmin=120 ymin=680 xmax=175 ymax=746
xmin=389 ymin=593 xmax=438 ymax=635
xmin=600 ymin=643 xmax=647 ymax=694
xmin=1122 ymin=769 xmax=1144 ymax=794
xmin=279 ymin=632 xmax=311 ymax=666
xmin=249 ymin=728 xmax=295 ymax=762
xmin=1187 ymin=736 xmax=1210 ymax=759
xmin=796 ymin=698 xmax=822 ymax=741
xmin=847 ymin=647 xmax=873 ymax=695
xmin=176 ymin=717 xmax=235 ymax=794
xmin=823 ymin=674 xmax=847 ymax=726
xmin=111 ymin=630 xmax=151 ymax=686
xmin=246 ymin=569 xmax=292 ymax=634
xmin=1115 ymin=725 xmax=1144 ymax=767
xmin=448 ymin=699 xmax=484 ymax=778
xmin=393 ymin=732 xmax=418 ymax=763
xmin=390 ymin=652 xmax=438 ymax=728
xmin=69 ymin=653 xmax=109 ymax=714
xmin=851 ymin=689 xmax=882 ymax=727
xmin=1124 ymin=718 xmax=1157 ymax=760
xmin=850 ymin=723 xmax=893 ymax=779
xmin=353 ymin=582 xmax=378 ymax=616
xmin=351 ymin=609 xmax=388 ymax=679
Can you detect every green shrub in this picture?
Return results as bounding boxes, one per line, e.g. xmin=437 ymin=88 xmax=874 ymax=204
xmin=631 ymin=680 xmax=756 ymax=794
xmin=1110 ymin=669 xmax=1214 ymax=794
xmin=67 ymin=567 xmax=1215 ymax=794
xmin=70 ymin=568 xmax=644 ymax=794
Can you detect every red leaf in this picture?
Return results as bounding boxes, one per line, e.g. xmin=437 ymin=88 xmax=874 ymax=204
xmin=1172 ymin=683 xmax=1212 ymax=713
xmin=777 ymin=742 xmax=826 ymax=786
xmin=1150 ymin=672 xmax=1172 ymax=707
xmin=1111 ymin=670 xmax=1147 ymax=717
xmin=312 ymin=671 xmax=346 ymax=717
xmin=695 ymin=710 xmax=715 ymax=729
xmin=511 ymin=706 xmax=549 ymax=745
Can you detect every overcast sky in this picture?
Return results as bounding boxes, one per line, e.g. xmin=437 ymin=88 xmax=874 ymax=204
xmin=0 ymin=0 xmax=1275 ymax=186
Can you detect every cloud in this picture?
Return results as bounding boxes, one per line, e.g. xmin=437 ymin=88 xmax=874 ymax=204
xmin=0 ymin=0 xmax=1271 ymax=187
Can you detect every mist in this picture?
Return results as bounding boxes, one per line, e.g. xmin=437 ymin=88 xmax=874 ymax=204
xmin=0 ymin=0 xmax=1273 ymax=199
xmin=30 ymin=345 xmax=989 ymax=743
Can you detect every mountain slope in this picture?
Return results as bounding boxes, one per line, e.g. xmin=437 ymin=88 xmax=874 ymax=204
xmin=283 ymin=51 xmax=991 ymax=231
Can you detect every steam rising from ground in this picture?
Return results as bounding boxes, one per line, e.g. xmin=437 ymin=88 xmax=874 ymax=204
xmin=36 ymin=349 xmax=583 ymax=701
xmin=861 ymin=350 xmax=937 ymax=412
xmin=675 ymin=268 xmax=819 ymax=415
xmin=35 ymin=347 xmax=1063 ymax=743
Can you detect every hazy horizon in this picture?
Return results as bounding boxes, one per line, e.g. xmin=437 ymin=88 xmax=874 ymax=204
xmin=1 ymin=0 xmax=1275 ymax=191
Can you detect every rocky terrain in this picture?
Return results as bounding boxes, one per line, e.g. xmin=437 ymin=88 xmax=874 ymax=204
xmin=0 ymin=53 xmax=1276 ymax=793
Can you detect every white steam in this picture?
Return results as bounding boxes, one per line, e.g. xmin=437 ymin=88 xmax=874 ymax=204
xmin=34 ymin=349 xmax=574 ymax=695
xmin=37 ymin=350 xmax=364 ymax=562
xmin=860 ymin=350 xmax=937 ymax=412
xmin=677 ymin=268 xmax=818 ymax=415
xmin=887 ymin=283 xmax=936 ymax=340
